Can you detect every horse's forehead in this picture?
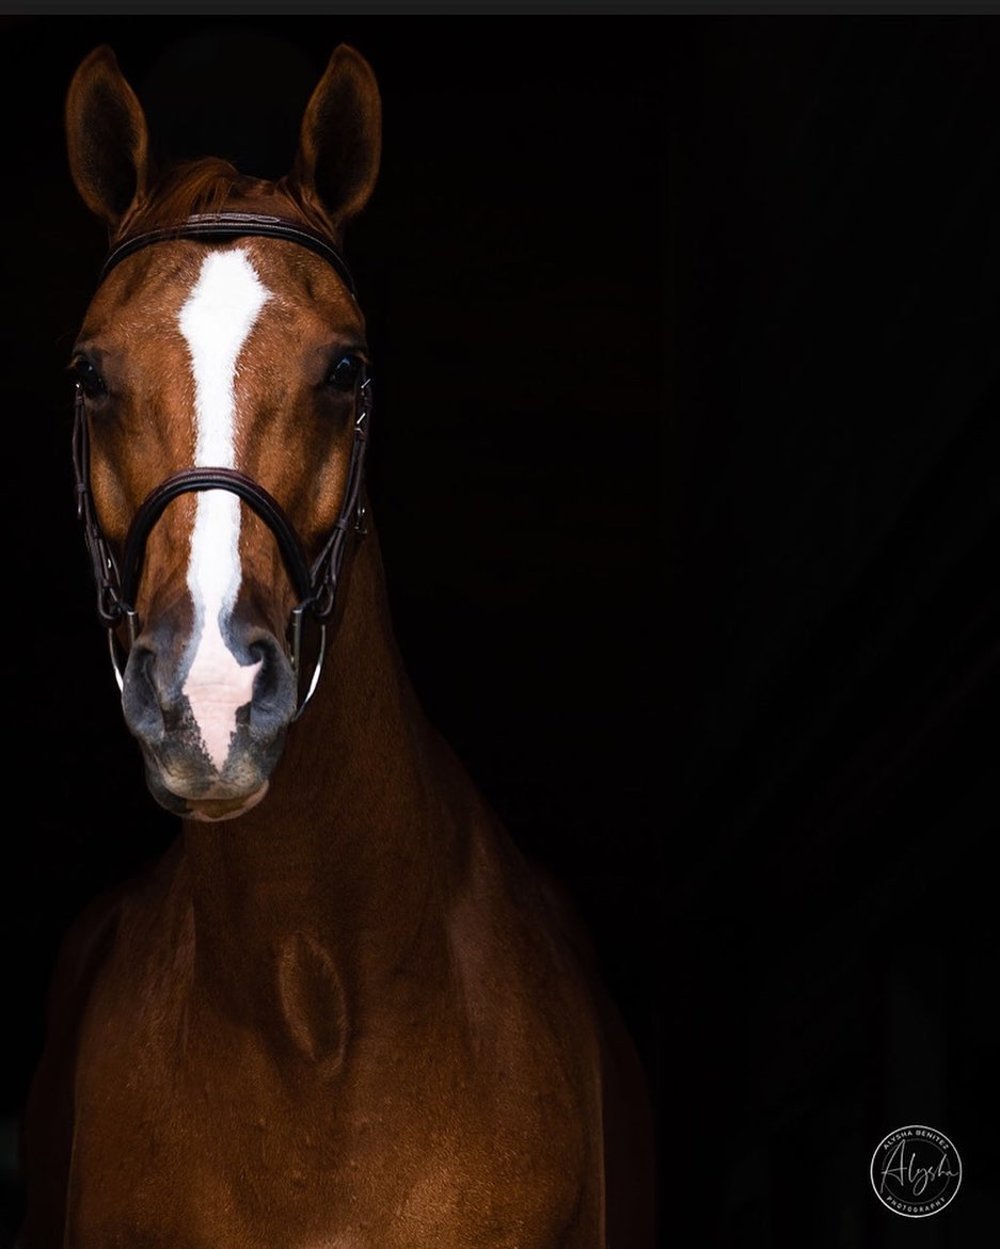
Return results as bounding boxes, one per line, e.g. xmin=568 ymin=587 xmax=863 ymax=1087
xmin=82 ymin=241 xmax=359 ymax=344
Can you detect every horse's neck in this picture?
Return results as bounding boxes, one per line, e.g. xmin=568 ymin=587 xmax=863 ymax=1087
xmin=179 ymin=520 xmax=473 ymax=1019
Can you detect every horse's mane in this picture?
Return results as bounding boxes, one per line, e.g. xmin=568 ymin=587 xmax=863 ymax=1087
xmin=117 ymin=157 xmax=330 ymax=241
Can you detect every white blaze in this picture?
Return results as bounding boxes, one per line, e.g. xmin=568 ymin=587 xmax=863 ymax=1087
xmin=178 ymin=250 xmax=269 ymax=771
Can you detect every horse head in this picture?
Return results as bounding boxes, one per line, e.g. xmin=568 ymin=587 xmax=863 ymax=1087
xmin=65 ymin=45 xmax=381 ymax=822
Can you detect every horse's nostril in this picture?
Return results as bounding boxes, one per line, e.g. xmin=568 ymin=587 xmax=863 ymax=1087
xmin=121 ymin=644 xmax=166 ymax=743
xmin=131 ymin=644 xmax=155 ymax=692
xmin=247 ymin=636 xmax=297 ymax=731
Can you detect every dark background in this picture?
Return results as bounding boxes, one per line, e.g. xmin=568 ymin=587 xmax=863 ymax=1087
xmin=1 ymin=13 xmax=999 ymax=1247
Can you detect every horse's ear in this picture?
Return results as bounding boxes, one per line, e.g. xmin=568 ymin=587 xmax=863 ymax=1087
xmin=290 ymin=45 xmax=381 ymax=232
xmin=66 ymin=45 xmax=149 ymax=230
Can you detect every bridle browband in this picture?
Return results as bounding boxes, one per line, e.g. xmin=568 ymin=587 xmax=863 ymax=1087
xmin=72 ymin=211 xmax=371 ymax=719
xmin=98 ymin=211 xmax=359 ymax=294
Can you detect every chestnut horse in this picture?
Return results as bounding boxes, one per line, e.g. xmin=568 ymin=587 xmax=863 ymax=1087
xmin=18 ymin=44 xmax=655 ymax=1248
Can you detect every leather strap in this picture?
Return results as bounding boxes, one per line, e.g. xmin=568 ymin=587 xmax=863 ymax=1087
xmin=73 ymin=387 xmax=122 ymax=627
xmin=100 ymin=211 xmax=357 ymax=295
xmin=120 ymin=468 xmax=314 ymax=609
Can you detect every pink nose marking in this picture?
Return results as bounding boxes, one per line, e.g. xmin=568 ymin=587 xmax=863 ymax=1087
xmin=183 ymin=619 xmax=262 ymax=771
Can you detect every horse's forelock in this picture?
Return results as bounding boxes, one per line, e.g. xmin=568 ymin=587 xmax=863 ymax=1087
xmin=115 ymin=158 xmax=307 ymax=241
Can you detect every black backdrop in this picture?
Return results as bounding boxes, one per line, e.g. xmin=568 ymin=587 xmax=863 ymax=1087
xmin=1 ymin=13 xmax=1000 ymax=1248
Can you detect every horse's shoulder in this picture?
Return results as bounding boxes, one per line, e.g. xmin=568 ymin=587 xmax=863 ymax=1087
xmin=472 ymin=833 xmax=658 ymax=1246
xmin=17 ymin=875 xmax=133 ymax=1248
xmin=42 ymin=877 xmax=133 ymax=1033
xmin=525 ymin=859 xmax=658 ymax=1248
xmin=25 ymin=849 xmax=182 ymax=1127
xmin=442 ymin=821 xmax=603 ymax=1099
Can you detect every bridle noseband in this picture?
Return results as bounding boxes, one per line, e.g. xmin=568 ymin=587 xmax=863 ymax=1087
xmin=72 ymin=212 xmax=371 ymax=719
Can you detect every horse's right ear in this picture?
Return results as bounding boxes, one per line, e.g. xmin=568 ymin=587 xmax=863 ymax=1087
xmin=66 ymin=46 xmax=149 ymax=231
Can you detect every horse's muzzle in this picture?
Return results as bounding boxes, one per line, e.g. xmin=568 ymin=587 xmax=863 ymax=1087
xmin=121 ymin=617 xmax=298 ymax=820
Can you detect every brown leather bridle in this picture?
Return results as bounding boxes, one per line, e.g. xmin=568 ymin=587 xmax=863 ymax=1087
xmin=71 ymin=212 xmax=372 ymax=719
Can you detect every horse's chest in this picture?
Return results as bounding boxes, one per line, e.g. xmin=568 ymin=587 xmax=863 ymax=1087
xmin=67 ymin=977 xmax=587 ymax=1248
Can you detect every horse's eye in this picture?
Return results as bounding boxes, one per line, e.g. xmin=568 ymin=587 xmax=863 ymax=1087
xmin=325 ymin=354 xmax=363 ymax=392
xmin=71 ymin=357 xmax=107 ymax=401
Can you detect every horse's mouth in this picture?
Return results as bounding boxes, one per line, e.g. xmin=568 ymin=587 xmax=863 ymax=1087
xmin=143 ymin=750 xmax=276 ymax=821
xmin=183 ymin=782 xmax=270 ymax=822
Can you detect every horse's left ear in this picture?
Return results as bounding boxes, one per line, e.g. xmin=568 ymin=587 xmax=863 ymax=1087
xmin=290 ymin=45 xmax=382 ymax=233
